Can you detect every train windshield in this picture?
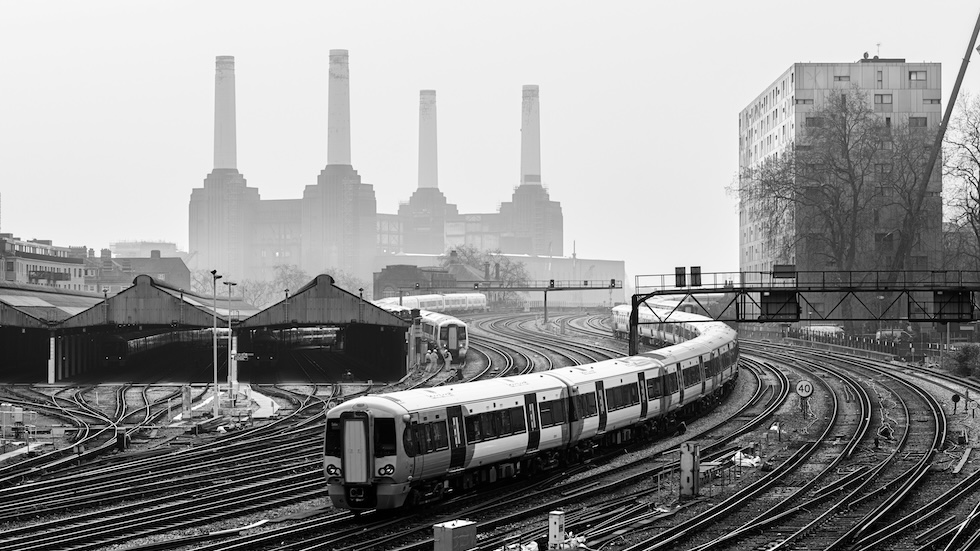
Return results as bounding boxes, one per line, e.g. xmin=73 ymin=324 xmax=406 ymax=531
xmin=456 ymin=326 xmax=466 ymax=341
xmin=374 ymin=418 xmax=396 ymax=457
xmin=440 ymin=326 xmax=449 ymax=340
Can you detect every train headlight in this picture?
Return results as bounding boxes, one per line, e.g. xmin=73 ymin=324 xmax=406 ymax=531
xmin=326 ymin=464 xmax=342 ymax=476
xmin=378 ymin=464 xmax=395 ymax=476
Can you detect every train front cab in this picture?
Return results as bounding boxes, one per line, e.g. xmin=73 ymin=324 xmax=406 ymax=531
xmin=325 ymin=407 xmax=408 ymax=511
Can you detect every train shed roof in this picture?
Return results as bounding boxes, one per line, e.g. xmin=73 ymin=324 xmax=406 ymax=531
xmin=0 ymin=281 xmax=103 ymax=328
xmin=239 ymin=274 xmax=409 ymax=329
xmin=0 ymin=274 xmax=407 ymax=330
xmin=59 ymin=274 xmax=261 ymax=329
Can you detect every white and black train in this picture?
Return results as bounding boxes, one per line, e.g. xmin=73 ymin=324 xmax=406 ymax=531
xmin=324 ymin=304 xmax=739 ymax=511
xmin=373 ymin=292 xmax=487 ymax=314
xmin=373 ymin=294 xmax=485 ymax=362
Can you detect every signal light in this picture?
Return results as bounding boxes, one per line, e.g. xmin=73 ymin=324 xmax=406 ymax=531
xmin=473 ymin=283 xmax=479 ymax=289
xmin=549 ymin=279 xmax=555 ymax=288
xmin=610 ymin=279 xmax=616 ymax=288
xmin=415 ymin=282 xmax=420 ymax=290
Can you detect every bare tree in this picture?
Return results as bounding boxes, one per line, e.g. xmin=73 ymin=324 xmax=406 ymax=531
xmin=322 ymin=267 xmax=370 ymax=300
xmin=439 ymin=245 xmax=529 ymax=306
xmin=734 ymin=87 xmax=939 ymax=274
xmin=734 ymin=88 xmax=888 ymax=272
xmin=944 ymin=92 xmax=980 ymax=270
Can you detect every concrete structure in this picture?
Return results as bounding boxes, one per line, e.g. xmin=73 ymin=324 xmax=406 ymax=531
xmin=738 ymin=58 xmax=943 ymax=275
xmin=497 ymin=85 xmax=563 ymax=256
xmin=301 ymin=51 xmax=378 ymax=283
xmin=188 ymin=56 xmax=261 ymax=281
xmin=397 ymin=91 xmax=459 ymax=254
xmin=185 ymin=58 xmax=590 ymax=290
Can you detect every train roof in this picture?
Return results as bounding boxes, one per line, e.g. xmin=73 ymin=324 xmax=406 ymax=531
xmin=337 ymin=374 xmax=566 ymax=414
xmin=546 ymin=355 xmax=663 ymax=385
xmin=419 ymin=310 xmax=465 ymax=324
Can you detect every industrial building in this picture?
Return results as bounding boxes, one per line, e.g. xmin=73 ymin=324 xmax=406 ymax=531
xmin=188 ymin=53 xmax=573 ymax=290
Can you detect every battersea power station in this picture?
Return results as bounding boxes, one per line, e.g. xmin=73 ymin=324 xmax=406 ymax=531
xmin=187 ymin=52 xmax=609 ymax=300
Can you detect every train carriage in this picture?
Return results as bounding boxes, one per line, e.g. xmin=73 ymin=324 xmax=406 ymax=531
xmin=325 ymin=375 xmax=568 ymax=509
xmin=326 ymin=303 xmax=740 ymax=512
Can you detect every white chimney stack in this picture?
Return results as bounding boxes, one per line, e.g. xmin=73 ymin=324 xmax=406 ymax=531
xmin=418 ymin=90 xmax=438 ymax=189
xmin=213 ymin=56 xmax=237 ymax=170
xmin=328 ymin=49 xmax=352 ymax=165
xmin=520 ymin=85 xmax=541 ymax=186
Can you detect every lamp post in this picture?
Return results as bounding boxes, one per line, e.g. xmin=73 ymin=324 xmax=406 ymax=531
xmin=210 ymin=270 xmax=222 ymax=419
xmin=359 ymin=288 xmax=364 ymax=322
xmin=223 ymin=281 xmax=237 ymax=389
xmin=103 ymin=288 xmax=108 ymax=325
xmin=284 ymin=289 xmax=289 ymax=325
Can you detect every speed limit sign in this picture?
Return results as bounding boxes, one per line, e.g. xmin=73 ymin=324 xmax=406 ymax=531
xmin=796 ymin=380 xmax=814 ymax=398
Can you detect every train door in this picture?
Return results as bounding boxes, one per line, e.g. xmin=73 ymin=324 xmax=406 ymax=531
xmin=340 ymin=411 xmax=371 ymax=484
xmin=524 ymin=393 xmax=541 ymax=452
xmin=676 ymin=363 xmax=685 ymax=406
xmin=700 ymin=356 xmax=706 ymax=395
xmin=638 ymin=373 xmax=648 ymax=419
xmin=447 ymin=406 xmax=466 ymax=470
xmin=405 ymin=413 xmax=423 ymax=476
xmin=712 ymin=350 xmax=722 ymax=391
xmin=446 ymin=324 xmax=458 ymax=355
xmin=596 ymin=381 xmax=607 ymax=433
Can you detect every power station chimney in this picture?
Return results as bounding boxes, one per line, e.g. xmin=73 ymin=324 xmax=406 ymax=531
xmin=418 ymin=90 xmax=438 ymax=189
xmin=328 ymin=49 xmax=352 ymax=166
xmin=213 ymin=56 xmax=237 ymax=170
xmin=520 ymin=85 xmax=541 ymax=186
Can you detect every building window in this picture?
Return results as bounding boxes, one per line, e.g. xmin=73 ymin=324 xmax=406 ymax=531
xmin=834 ymin=75 xmax=850 ymax=81
xmin=925 ymin=98 xmax=941 ymax=105
xmin=875 ymin=163 xmax=893 ymax=174
xmin=875 ymin=94 xmax=893 ymax=113
xmin=909 ymin=117 xmax=927 ymax=128
xmin=909 ymin=71 xmax=926 ymax=81
xmin=805 ymin=117 xmax=824 ymax=127
xmin=795 ymin=98 xmax=813 ymax=105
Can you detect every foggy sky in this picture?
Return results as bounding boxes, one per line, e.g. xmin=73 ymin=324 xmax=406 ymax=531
xmin=1 ymin=1 xmax=979 ymax=281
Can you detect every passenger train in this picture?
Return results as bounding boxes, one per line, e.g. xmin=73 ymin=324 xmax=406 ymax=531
xmin=372 ymin=295 xmax=479 ymax=362
xmin=610 ymin=302 xmax=705 ymax=346
xmin=374 ymin=292 xmax=487 ymax=314
xmin=324 ymin=304 xmax=739 ymax=511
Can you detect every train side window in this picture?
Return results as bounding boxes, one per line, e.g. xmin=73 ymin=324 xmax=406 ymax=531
xmin=527 ymin=404 xmax=538 ymax=431
xmin=374 ymin=418 xmax=397 ymax=457
xmin=325 ymin=419 xmax=342 ymax=456
xmin=576 ymin=392 xmax=598 ymax=417
xmin=422 ymin=424 xmax=435 ymax=453
xmin=481 ymin=413 xmax=495 ymax=439
xmin=431 ymin=421 xmax=449 ymax=451
xmin=497 ymin=410 xmax=512 ymax=434
xmin=465 ymin=416 xmax=481 ymax=443
xmin=666 ymin=371 xmax=679 ymax=393
xmin=540 ymin=399 xmax=566 ymax=426
xmin=403 ymin=424 xmax=419 ymax=457
xmin=510 ymin=407 xmax=527 ymax=432
xmin=647 ymin=377 xmax=664 ymax=399
xmin=552 ymin=399 xmax=566 ymax=424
